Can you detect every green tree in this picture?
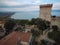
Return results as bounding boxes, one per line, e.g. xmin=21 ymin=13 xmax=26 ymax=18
xmin=18 ymin=20 xmax=29 ymax=25
xmin=52 ymin=25 xmax=58 ymax=31
xmin=31 ymin=29 xmax=40 ymax=45
xmin=30 ymin=18 xmax=38 ymax=25
xmin=35 ymin=18 xmax=50 ymax=34
xmin=4 ymin=20 xmax=16 ymax=34
xmin=31 ymin=29 xmax=40 ymax=38
xmin=40 ymin=40 xmax=48 ymax=45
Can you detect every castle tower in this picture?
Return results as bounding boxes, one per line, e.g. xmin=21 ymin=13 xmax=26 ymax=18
xmin=40 ymin=4 xmax=53 ymax=21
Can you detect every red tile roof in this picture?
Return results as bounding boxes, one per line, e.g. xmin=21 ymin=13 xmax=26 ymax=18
xmin=0 ymin=21 xmax=5 ymax=24
xmin=0 ymin=31 xmax=31 ymax=45
xmin=40 ymin=4 xmax=53 ymax=8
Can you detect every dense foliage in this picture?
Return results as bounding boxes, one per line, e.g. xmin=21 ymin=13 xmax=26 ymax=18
xmin=15 ymin=19 xmax=29 ymax=25
xmin=4 ymin=20 xmax=16 ymax=34
xmin=30 ymin=18 xmax=51 ymax=31
xmin=52 ymin=25 xmax=58 ymax=31
xmin=48 ymin=31 xmax=60 ymax=44
xmin=31 ymin=29 xmax=40 ymax=38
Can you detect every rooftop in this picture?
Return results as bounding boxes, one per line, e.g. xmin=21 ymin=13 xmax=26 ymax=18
xmin=0 ymin=31 xmax=31 ymax=45
xmin=0 ymin=20 xmax=5 ymax=24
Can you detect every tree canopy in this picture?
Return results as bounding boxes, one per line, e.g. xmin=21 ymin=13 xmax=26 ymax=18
xmin=34 ymin=18 xmax=51 ymax=31
xmin=52 ymin=25 xmax=58 ymax=31
xmin=4 ymin=20 xmax=16 ymax=33
xmin=48 ymin=31 xmax=60 ymax=44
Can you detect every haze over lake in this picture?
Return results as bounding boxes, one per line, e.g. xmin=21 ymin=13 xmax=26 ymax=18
xmin=11 ymin=10 xmax=60 ymax=20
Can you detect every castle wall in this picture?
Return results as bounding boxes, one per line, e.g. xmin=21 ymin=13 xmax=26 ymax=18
xmin=40 ymin=4 xmax=52 ymax=21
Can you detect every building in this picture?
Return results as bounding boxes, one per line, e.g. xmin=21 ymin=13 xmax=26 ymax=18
xmin=40 ymin=4 xmax=53 ymax=21
xmin=0 ymin=31 xmax=32 ymax=45
xmin=40 ymin=4 xmax=60 ymax=29
xmin=51 ymin=16 xmax=60 ymax=29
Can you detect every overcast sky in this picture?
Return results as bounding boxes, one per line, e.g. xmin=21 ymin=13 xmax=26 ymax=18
xmin=0 ymin=0 xmax=60 ymax=12
xmin=0 ymin=0 xmax=60 ymax=19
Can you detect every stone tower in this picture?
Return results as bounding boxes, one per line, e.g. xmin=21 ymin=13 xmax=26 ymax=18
xmin=40 ymin=4 xmax=53 ymax=21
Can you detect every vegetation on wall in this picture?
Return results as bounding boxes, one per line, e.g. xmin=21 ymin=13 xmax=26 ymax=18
xmin=48 ymin=31 xmax=60 ymax=44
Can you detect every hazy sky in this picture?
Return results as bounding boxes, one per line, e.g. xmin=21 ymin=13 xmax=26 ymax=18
xmin=0 ymin=0 xmax=60 ymax=19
